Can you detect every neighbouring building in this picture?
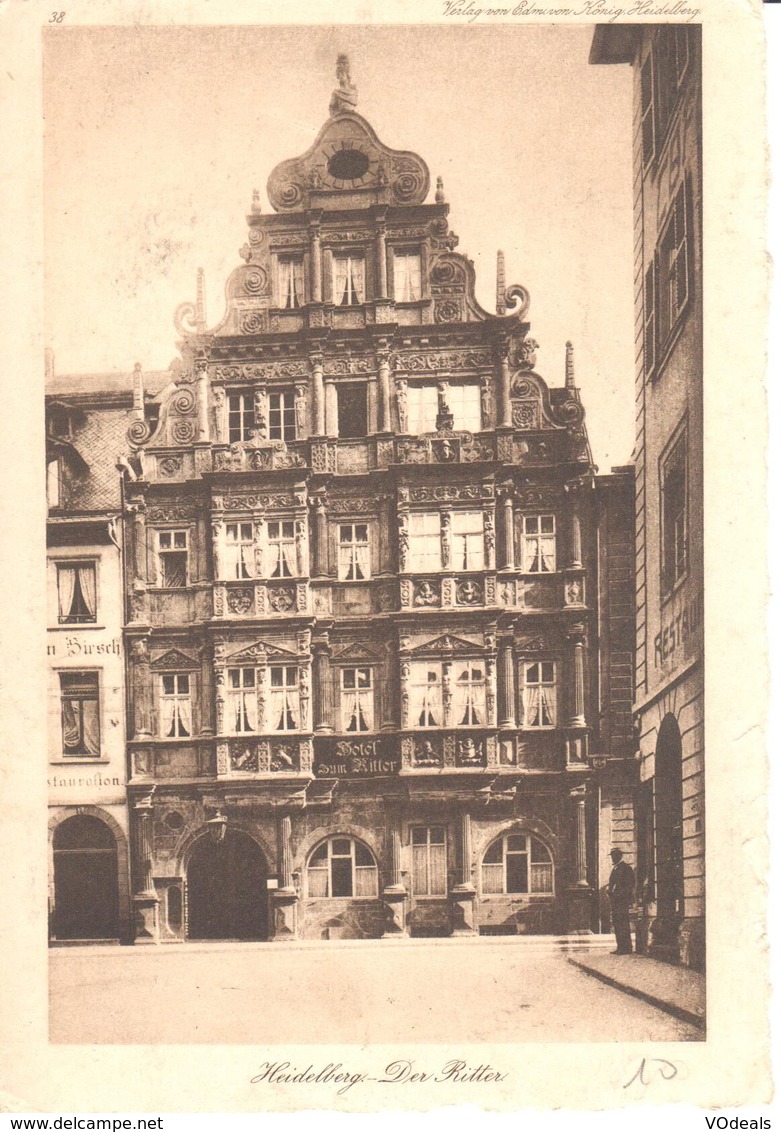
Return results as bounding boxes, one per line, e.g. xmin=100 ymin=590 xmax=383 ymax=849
xmin=46 ymin=358 xmax=171 ymax=944
xmin=591 ymin=25 xmax=704 ymax=968
xmin=46 ymin=360 xmax=133 ymax=943
xmin=119 ymin=58 xmax=637 ymax=944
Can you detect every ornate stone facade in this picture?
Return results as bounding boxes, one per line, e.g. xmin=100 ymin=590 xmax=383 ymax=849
xmin=118 ymin=58 xmax=636 ymax=943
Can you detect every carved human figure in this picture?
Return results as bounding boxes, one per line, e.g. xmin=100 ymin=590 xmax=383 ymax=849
xmin=295 ymin=385 xmax=307 ymax=436
xmin=395 ymin=379 xmax=408 ymax=433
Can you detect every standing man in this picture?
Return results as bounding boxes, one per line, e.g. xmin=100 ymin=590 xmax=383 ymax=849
xmin=607 ymin=848 xmax=635 ymax=955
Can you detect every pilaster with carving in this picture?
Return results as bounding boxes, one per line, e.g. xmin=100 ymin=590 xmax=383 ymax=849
xmin=271 ymin=813 xmax=298 ymax=940
xmin=310 ymin=352 xmax=325 ymax=436
xmin=130 ymin=636 xmax=152 ymax=739
xmin=382 ymin=811 xmax=408 ymax=938
xmin=450 ymin=811 xmax=477 ymax=935
xmin=132 ymin=791 xmax=160 ymax=944
xmin=565 ymin=785 xmax=594 ymax=933
xmin=313 ymin=641 xmax=331 ymax=733
xmin=496 ymin=340 xmax=512 ymax=428
xmin=377 ymin=348 xmax=393 ymax=433
xmin=312 ymin=495 xmax=328 ymax=576
xmin=397 ymin=511 xmax=409 ymax=572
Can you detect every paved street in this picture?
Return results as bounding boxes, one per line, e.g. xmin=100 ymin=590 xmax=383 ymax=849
xmin=50 ymin=940 xmax=702 ymax=1044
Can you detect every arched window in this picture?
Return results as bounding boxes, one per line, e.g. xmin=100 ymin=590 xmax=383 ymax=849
xmin=306 ymin=836 xmax=378 ymax=899
xmin=481 ymin=832 xmax=554 ymax=895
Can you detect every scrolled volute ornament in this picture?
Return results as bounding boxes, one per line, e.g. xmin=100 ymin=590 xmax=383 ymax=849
xmin=171 ymin=388 xmax=196 ymax=415
xmin=127 ymin=419 xmax=152 ymax=447
xmin=173 ymin=301 xmax=199 ymax=338
xmin=501 ymin=284 xmax=531 ymax=322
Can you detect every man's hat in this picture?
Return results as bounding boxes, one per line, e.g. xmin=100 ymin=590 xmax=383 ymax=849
xmin=609 ymin=848 xmax=624 ymax=860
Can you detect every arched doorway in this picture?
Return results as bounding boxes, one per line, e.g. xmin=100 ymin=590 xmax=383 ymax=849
xmin=53 ymin=814 xmax=120 ymax=940
xmin=655 ymin=714 xmax=684 ymax=927
xmin=186 ymin=829 xmax=268 ymax=940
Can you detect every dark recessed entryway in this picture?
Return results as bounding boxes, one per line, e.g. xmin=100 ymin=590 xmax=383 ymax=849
xmin=186 ymin=829 xmax=268 ymax=941
xmin=52 ymin=814 xmax=120 ymax=941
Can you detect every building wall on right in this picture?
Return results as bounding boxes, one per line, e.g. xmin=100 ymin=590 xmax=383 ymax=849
xmin=591 ymin=24 xmax=704 ymax=969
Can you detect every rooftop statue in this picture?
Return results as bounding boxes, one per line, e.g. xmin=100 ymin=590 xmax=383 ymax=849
xmin=329 ymin=54 xmax=358 ymax=116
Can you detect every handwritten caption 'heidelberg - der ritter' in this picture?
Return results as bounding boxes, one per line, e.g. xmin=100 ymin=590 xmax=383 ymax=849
xmin=252 ymin=1059 xmax=508 ymax=1095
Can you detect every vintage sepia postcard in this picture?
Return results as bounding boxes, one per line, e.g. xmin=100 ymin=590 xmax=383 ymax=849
xmin=0 ymin=0 xmax=771 ymax=1117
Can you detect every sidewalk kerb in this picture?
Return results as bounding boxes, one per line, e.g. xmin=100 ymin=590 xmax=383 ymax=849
xmin=567 ymin=956 xmax=705 ymax=1032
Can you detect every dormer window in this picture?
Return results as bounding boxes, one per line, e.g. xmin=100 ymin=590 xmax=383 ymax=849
xmin=333 ymin=254 xmax=365 ymax=306
xmin=393 ymin=251 xmax=422 ymax=302
xmin=277 ymin=256 xmax=304 ymax=309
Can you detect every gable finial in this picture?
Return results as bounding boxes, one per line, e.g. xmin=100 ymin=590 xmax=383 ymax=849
xmin=196 ymin=268 xmax=206 ymax=333
xmin=435 ymin=175 xmax=445 ymax=204
xmin=329 ymin=54 xmax=358 ymax=116
xmin=565 ymin=340 xmax=575 ymax=388
xmin=496 ymin=251 xmax=506 ymax=315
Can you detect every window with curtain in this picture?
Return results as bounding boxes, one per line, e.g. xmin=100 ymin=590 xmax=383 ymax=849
xmin=227 ymin=392 xmax=255 ymax=443
xmin=408 ymin=512 xmax=442 ymax=572
xmin=268 ymin=390 xmax=296 ymax=441
xmin=160 ymin=673 xmax=192 ymax=738
xmin=267 ymin=521 xmax=297 ymax=578
xmin=306 ymin=836 xmax=378 ymax=898
xmin=60 ymin=671 xmax=100 ymax=757
xmin=661 ymin=429 xmax=688 ymax=592
xmin=341 ymin=667 xmax=373 ymax=732
xmin=522 ymin=662 xmax=556 ymax=729
xmin=451 ymin=511 xmax=485 ymax=570
xmin=56 ymin=563 xmax=97 ymax=624
xmin=338 ymin=523 xmax=370 ymax=581
xmin=407 ymin=384 xmax=438 ymax=434
xmin=452 ymin=662 xmax=486 ymax=726
xmin=481 ymin=833 xmax=554 ymax=895
xmin=332 ymin=254 xmax=365 ymax=306
xmin=224 ymin=522 xmax=255 ymax=580
xmin=227 ymin=667 xmax=258 ymax=733
xmin=277 ymin=256 xmax=304 ymax=309
xmin=410 ymin=662 xmax=443 ymax=728
xmin=157 ymin=530 xmax=188 ymax=588
xmin=522 ymin=515 xmax=556 ymax=573
xmin=448 ymin=383 xmax=482 ymax=433
xmin=269 ymin=666 xmax=299 ymax=731
xmin=411 ymin=826 xmax=447 ymax=896
xmin=393 ymin=251 xmax=422 ymax=302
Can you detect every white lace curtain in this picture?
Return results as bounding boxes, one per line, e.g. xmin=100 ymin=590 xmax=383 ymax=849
xmin=333 ymin=256 xmax=365 ymax=305
xmin=57 ymin=565 xmax=96 ymax=620
xmin=522 ymin=684 xmax=556 ymax=727
xmin=522 ymin=534 xmax=556 ymax=573
xmin=452 ymin=664 xmax=486 ymax=725
xmin=394 ymin=253 xmax=422 ymax=302
xmin=279 ymin=258 xmax=304 ymax=308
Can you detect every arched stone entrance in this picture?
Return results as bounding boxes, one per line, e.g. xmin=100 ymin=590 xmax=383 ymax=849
xmin=653 ymin=713 xmax=684 ymax=950
xmin=186 ymin=829 xmax=268 ymax=940
xmin=53 ymin=814 xmax=120 ymax=940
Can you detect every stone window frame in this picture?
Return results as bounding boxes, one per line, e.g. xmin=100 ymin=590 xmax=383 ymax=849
xmin=409 ymin=824 xmax=448 ymax=897
xmin=305 ymin=834 xmax=379 ymax=900
xmin=480 ymin=831 xmax=555 ymax=897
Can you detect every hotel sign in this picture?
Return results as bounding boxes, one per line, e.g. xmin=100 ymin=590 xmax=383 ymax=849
xmin=314 ymin=738 xmax=400 ymax=778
